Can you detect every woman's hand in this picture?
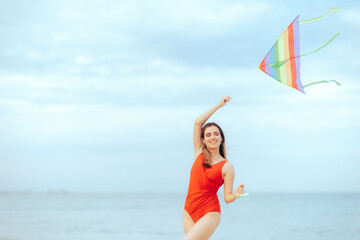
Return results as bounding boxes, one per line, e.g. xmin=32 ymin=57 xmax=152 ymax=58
xmin=234 ymin=184 xmax=245 ymax=198
xmin=218 ymin=96 xmax=231 ymax=108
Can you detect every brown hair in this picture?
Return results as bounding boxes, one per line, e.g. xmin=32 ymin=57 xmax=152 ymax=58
xmin=201 ymin=122 xmax=227 ymax=168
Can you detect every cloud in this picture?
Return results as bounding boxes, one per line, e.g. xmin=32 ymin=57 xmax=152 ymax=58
xmin=1 ymin=0 xmax=272 ymax=77
xmin=0 ymin=0 xmax=359 ymax=192
xmin=340 ymin=8 xmax=360 ymax=25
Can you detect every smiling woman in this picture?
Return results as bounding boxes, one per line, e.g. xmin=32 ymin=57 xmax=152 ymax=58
xmin=183 ymin=96 xmax=245 ymax=240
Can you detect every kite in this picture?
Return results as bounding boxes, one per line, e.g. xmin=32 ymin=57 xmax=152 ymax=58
xmin=258 ymin=8 xmax=341 ymax=93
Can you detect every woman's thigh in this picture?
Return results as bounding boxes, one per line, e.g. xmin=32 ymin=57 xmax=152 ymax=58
xmin=183 ymin=210 xmax=195 ymax=233
xmin=183 ymin=212 xmax=221 ymax=240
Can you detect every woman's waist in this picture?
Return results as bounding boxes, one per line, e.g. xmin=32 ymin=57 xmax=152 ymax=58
xmin=184 ymin=191 xmax=220 ymax=209
xmin=185 ymin=190 xmax=219 ymax=202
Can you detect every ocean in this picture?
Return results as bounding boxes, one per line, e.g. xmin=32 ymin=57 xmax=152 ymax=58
xmin=0 ymin=192 xmax=359 ymax=240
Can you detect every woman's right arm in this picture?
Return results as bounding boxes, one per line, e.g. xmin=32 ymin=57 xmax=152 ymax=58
xmin=193 ymin=96 xmax=231 ymax=156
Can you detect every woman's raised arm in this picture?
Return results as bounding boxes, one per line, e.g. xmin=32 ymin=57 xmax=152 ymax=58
xmin=193 ymin=96 xmax=231 ymax=156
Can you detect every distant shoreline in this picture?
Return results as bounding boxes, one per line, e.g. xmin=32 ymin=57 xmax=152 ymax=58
xmin=0 ymin=191 xmax=359 ymax=195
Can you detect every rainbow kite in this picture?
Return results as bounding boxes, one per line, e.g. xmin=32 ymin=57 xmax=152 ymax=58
xmin=258 ymin=9 xmax=341 ymax=93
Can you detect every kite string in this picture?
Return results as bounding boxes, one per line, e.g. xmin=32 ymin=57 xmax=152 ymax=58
xmin=237 ymin=193 xmax=250 ymax=201
xmin=298 ymin=8 xmax=340 ymax=24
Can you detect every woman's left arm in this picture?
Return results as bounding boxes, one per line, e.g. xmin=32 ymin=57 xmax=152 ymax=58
xmin=223 ymin=162 xmax=244 ymax=203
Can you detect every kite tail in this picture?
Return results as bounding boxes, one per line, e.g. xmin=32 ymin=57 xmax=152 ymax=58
xmin=269 ymin=33 xmax=340 ymax=68
xmin=304 ymin=33 xmax=340 ymax=56
xmin=299 ymin=9 xmax=342 ymax=91
xmin=298 ymin=8 xmax=340 ymax=24
xmin=303 ymin=80 xmax=341 ymax=88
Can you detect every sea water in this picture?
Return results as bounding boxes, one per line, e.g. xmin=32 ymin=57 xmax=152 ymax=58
xmin=0 ymin=192 xmax=359 ymax=240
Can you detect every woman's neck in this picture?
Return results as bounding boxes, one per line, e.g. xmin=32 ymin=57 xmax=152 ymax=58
xmin=208 ymin=148 xmax=222 ymax=160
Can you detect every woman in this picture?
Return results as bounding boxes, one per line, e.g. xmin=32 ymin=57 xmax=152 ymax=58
xmin=183 ymin=96 xmax=245 ymax=240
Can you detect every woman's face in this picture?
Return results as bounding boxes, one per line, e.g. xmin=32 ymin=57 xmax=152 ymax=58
xmin=203 ymin=126 xmax=223 ymax=150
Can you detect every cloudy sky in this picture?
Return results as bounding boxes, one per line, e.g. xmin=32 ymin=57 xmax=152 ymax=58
xmin=1 ymin=0 xmax=359 ymax=193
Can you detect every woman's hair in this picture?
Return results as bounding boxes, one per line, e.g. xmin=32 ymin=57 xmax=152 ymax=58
xmin=201 ymin=122 xmax=227 ymax=168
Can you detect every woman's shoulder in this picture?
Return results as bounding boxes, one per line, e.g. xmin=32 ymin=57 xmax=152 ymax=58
xmin=193 ymin=149 xmax=203 ymax=161
xmin=222 ymin=161 xmax=234 ymax=172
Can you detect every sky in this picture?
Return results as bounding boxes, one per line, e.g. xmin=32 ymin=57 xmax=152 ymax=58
xmin=0 ymin=0 xmax=359 ymax=193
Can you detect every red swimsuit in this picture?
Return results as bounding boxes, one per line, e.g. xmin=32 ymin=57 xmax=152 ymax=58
xmin=184 ymin=153 xmax=227 ymax=222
